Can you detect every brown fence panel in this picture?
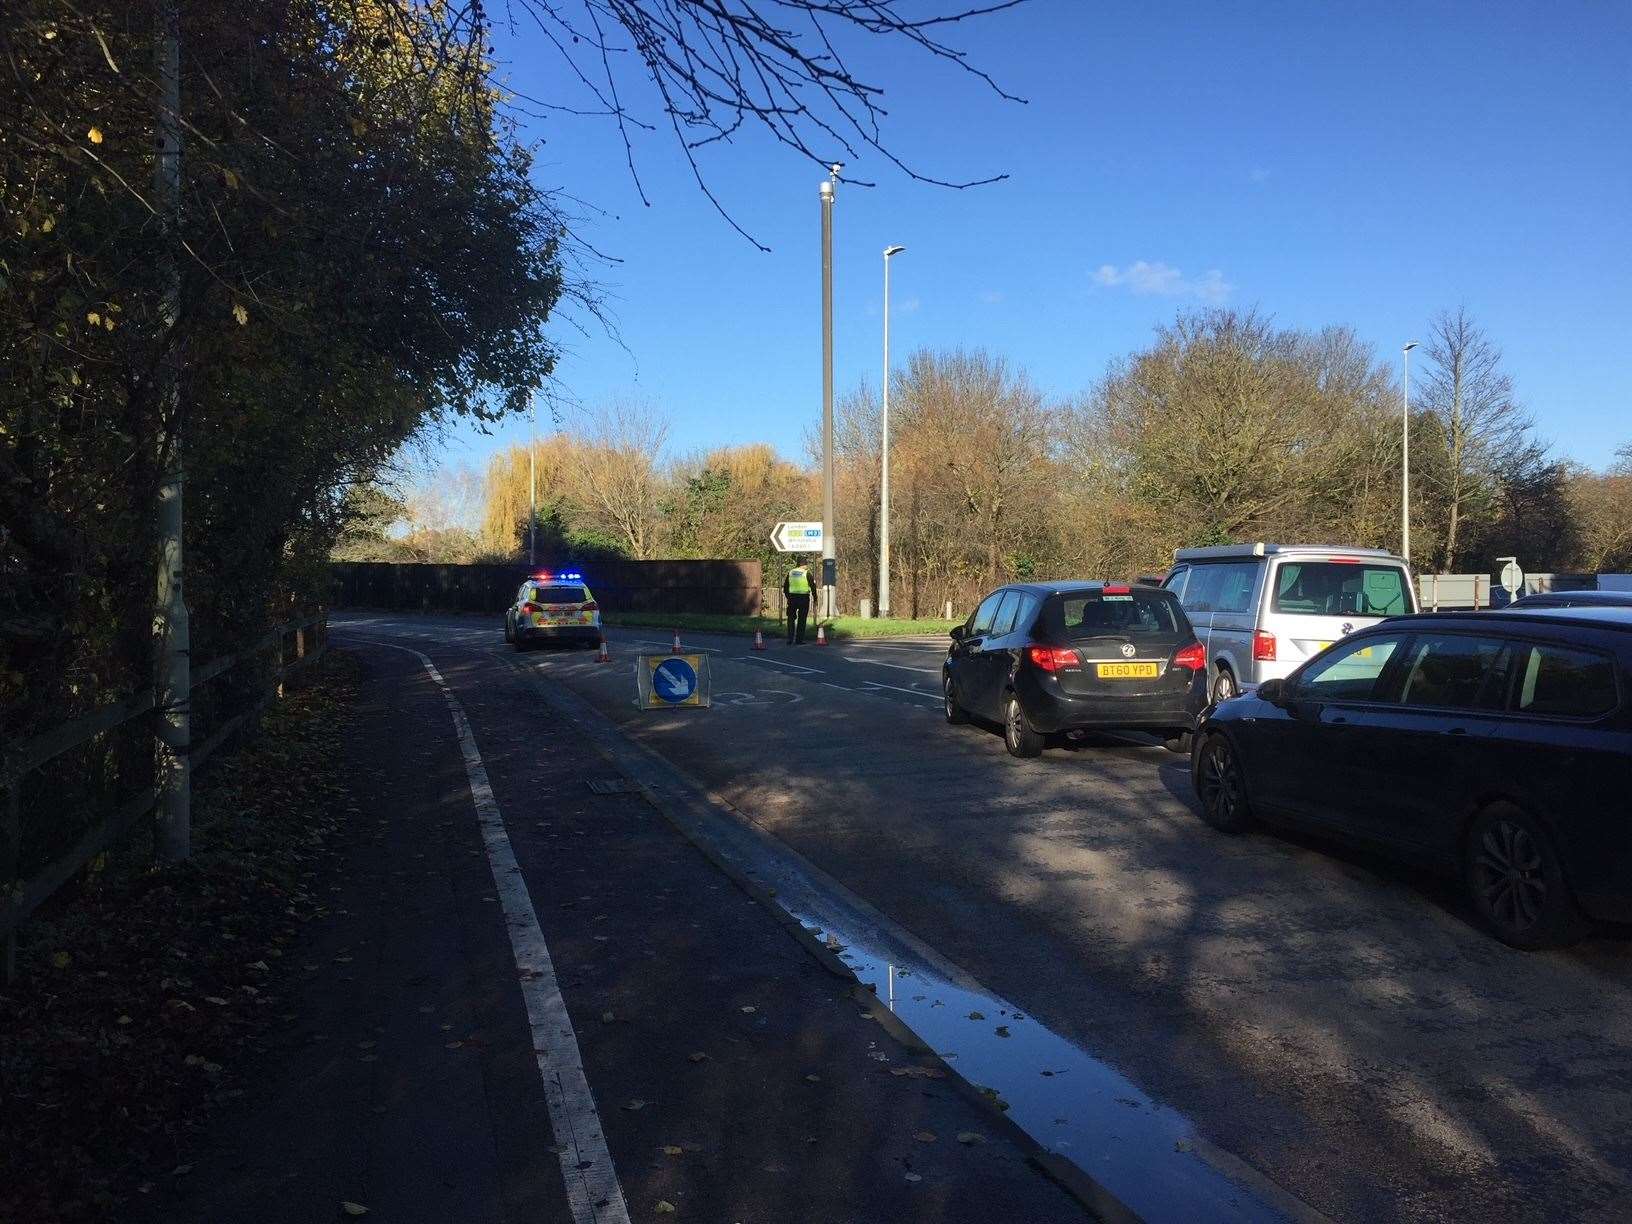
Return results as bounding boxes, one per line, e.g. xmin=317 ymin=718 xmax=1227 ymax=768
xmin=329 ymin=560 xmax=763 ymax=616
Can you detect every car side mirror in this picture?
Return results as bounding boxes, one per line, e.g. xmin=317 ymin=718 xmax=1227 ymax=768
xmin=1256 ymin=678 xmax=1289 ymax=705
xmin=949 ymin=624 xmax=966 ymax=642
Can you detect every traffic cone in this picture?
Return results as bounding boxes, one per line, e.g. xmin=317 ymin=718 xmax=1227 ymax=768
xmin=671 ymin=628 xmax=682 ymax=654
xmin=816 ymin=624 xmax=828 ymax=646
xmin=596 ymin=638 xmax=610 ymax=663
xmin=753 ymin=629 xmax=766 ymax=651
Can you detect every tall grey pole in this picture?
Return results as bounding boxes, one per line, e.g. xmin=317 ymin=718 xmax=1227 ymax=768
xmin=820 ymin=174 xmax=836 ymax=620
xmin=153 ymin=0 xmax=191 ymax=863
xmin=528 ymin=388 xmax=538 ymax=567
xmin=880 ymin=245 xmax=904 ymax=618
xmin=1402 ymin=341 xmax=1418 ymax=564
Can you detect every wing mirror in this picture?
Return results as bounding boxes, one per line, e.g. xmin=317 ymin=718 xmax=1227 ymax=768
xmin=949 ymin=624 xmax=966 ymax=642
xmin=1256 ymin=678 xmax=1290 ymax=705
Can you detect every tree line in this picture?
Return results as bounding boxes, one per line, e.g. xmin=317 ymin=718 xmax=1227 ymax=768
xmin=358 ymin=307 xmax=1628 ymax=617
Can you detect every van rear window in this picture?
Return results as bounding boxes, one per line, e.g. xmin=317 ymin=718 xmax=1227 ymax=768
xmin=1272 ymin=563 xmax=1407 ymax=617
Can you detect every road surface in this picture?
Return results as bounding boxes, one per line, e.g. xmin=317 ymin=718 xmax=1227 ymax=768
xmin=334 ymin=612 xmax=1632 ymax=1223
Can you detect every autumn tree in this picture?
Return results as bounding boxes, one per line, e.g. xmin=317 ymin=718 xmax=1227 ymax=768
xmin=1415 ymin=308 xmax=1534 ymax=570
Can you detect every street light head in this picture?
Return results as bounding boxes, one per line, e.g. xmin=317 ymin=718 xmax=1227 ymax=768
xmin=1403 ymin=341 xmax=1419 ymax=352
xmin=884 ymin=245 xmax=906 ymax=258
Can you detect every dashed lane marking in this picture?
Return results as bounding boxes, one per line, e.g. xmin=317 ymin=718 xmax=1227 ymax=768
xmin=338 ymin=636 xmax=630 ymax=1224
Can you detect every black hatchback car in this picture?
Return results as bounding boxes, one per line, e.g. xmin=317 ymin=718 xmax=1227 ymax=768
xmin=943 ymin=582 xmax=1209 ymax=757
xmin=1191 ymin=608 xmax=1632 ymax=948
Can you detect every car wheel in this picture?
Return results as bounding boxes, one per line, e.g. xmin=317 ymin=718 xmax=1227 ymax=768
xmin=1162 ymin=730 xmax=1192 ymax=755
xmin=1003 ymin=694 xmax=1044 ymax=758
xmin=1463 ymin=803 xmax=1591 ymax=950
xmin=504 ymin=619 xmax=514 ymax=643
xmin=1194 ymin=733 xmax=1252 ymax=832
xmin=1211 ymin=668 xmax=1238 ymax=704
xmin=943 ymin=674 xmax=968 ymax=725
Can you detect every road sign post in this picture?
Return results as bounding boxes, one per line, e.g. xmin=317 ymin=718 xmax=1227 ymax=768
xmin=771 ymin=522 xmax=824 ymax=553
xmin=1497 ymin=556 xmax=1525 ymax=599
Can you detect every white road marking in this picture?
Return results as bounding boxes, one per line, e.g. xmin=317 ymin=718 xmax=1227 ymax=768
xmin=861 ymin=680 xmax=941 ymax=702
xmin=341 ymin=636 xmax=630 ymax=1224
xmin=739 ymin=655 xmax=824 ymax=675
xmin=628 ymin=637 xmax=721 ymax=654
xmin=845 ymin=657 xmax=940 ymax=675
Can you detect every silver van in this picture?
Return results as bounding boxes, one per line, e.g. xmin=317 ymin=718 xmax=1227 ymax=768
xmin=1162 ymin=544 xmax=1417 ymax=702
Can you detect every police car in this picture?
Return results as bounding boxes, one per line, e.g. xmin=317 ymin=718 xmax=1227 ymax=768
xmin=504 ymin=571 xmax=603 ymax=650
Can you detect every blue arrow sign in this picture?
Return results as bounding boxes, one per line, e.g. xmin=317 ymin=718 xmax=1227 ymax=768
xmin=651 ymin=657 xmax=698 ymax=704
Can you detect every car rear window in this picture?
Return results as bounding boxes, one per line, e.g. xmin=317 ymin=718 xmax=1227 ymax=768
xmin=1512 ymin=644 xmax=1619 ymax=718
xmin=1058 ymin=590 xmax=1181 ymax=636
xmin=1272 ymin=562 xmax=1409 ymax=617
xmin=531 ymin=585 xmax=588 ymax=604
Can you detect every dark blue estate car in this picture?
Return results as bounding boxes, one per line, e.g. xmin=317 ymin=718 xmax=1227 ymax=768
xmin=1192 ymin=608 xmax=1632 ymax=948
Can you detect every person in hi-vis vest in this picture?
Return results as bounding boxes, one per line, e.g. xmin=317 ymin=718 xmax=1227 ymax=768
xmin=783 ymin=563 xmax=812 ymax=644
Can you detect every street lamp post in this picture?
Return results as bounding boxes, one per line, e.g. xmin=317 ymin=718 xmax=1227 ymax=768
xmin=528 ymin=387 xmax=538 ymax=567
xmin=820 ymin=168 xmax=839 ymax=620
xmin=879 ymin=245 xmax=906 ymax=618
xmin=1402 ymin=341 xmax=1418 ymax=565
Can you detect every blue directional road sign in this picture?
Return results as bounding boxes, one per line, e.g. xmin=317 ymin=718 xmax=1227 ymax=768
xmin=638 ymin=653 xmax=711 ymax=709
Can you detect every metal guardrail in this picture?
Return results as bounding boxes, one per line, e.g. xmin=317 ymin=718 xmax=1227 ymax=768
xmin=0 ymin=615 xmax=327 ymax=980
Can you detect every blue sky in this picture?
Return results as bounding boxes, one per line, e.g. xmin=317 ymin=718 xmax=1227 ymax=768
xmin=439 ymin=0 xmax=1632 ymax=475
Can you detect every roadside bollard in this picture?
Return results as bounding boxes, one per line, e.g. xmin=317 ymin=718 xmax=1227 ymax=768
xmin=753 ymin=630 xmax=766 ymax=651
xmin=597 ymin=638 xmax=610 ymax=663
xmin=816 ymin=624 xmax=828 ymax=647
xmin=671 ymin=628 xmax=682 ymax=654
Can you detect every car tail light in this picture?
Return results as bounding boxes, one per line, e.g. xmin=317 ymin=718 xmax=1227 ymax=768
xmin=1253 ymin=629 xmax=1277 ymax=661
xmin=1101 ymin=583 xmax=1131 ymax=595
xmin=581 ymin=601 xmax=598 ymax=612
xmin=521 ymin=602 xmax=537 ymax=615
xmin=1172 ymin=641 xmax=1206 ymax=671
xmin=1026 ymin=645 xmax=1080 ymax=672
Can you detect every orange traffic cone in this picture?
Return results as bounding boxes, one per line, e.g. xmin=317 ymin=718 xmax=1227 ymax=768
xmin=671 ymin=628 xmax=682 ymax=654
xmin=816 ymin=624 xmax=828 ymax=646
xmin=753 ymin=629 xmax=766 ymax=651
xmin=596 ymin=638 xmax=610 ymax=663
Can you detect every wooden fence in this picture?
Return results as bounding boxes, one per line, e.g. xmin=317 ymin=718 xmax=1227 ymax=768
xmin=0 ymin=616 xmax=327 ymax=982
xmin=330 ymin=560 xmax=762 ymax=616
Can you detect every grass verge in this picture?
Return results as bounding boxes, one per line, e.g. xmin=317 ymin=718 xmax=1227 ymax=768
xmin=602 ymin=611 xmax=957 ymax=640
xmin=0 ymin=652 xmax=362 ymax=1223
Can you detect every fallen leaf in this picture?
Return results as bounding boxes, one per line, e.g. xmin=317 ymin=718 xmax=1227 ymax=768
xmin=340 ymin=1203 xmax=369 ymax=1218
xmin=687 ymin=1052 xmax=709 ymax=1063
xmin=740 ymin=1005 xmax=756 ymax=1014
xmin=803 ymin=1073 xmax=821 ymax=1083
xmin=622 ymin=1098 xmax=647 ymax=1111
xmin=600 ymin=1011 xmax=615 ymax=1023
xmin=661 ymin=1145 xmax=683 ymax=1156
xmin=172 ymin=1164 xmax=194 ymax=1175
xmin=116 ymin=1015 xmax=133 ymax=1026
xmin=51 ymin=951 xmax=71 ymax=969
xmin=654 ymin=1201 xmax=676 ymax=1214
xmin=87 ymin=126 xmax=104 ymax=144
xmin=904 ymin=1172 xmax=923 ymax=1183
xmin=967 ymin=1011 xmax=985 ymax=1021
xmin=889 ymin=1066 xmax=947 ymax=1079
xmin=913 ymin=1131 xmax=937 ymax=1143
xmin=232 ymin=302 xmax=249 ymax=326
xmin=957 ymin=1132 xmax=985 ymax=1145
xmin=994 ymin=1025 xmax=1011 ymax=1038
xmin=204 ymin=996 xmax=230 ymax=1006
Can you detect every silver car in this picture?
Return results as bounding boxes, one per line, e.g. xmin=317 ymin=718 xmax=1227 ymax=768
xmin=1162 ymin=544 xmax=1417 ymax=702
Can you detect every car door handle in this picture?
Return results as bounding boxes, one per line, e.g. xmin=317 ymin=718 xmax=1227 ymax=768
xmin=1329 ymin=715 xmax=1348 ymax=726
xmin=1443 ymin=727 xmax=1467 ymax=736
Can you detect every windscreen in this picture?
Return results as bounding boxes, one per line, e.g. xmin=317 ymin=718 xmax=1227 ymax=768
xmin=531 ymin=585 xmax=588 ymax=605
xmin=1057 ymin=590 xmax=1180 ymax=637
xmin=1271 ymin=563 xmax=1408 ymax=617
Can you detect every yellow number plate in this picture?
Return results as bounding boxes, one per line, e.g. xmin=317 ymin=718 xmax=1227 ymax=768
xmin=1097 ymin=662 xmax=1158 ymax=679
